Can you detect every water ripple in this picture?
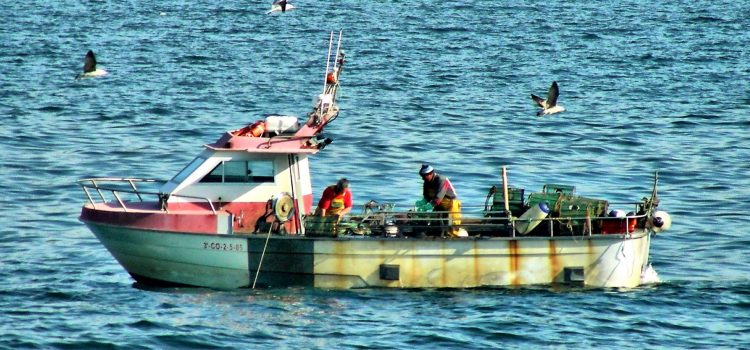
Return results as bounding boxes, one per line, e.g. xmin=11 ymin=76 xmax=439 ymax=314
xmin=2 ymin=0 xmax=750 ymax=349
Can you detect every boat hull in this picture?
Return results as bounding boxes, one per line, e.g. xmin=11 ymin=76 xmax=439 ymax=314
xmin=85 ymin=221 xmax=652 ymax=289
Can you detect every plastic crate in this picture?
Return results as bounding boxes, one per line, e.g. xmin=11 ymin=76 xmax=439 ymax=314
xmin=304 ymin=216 xmax=339 ymax=237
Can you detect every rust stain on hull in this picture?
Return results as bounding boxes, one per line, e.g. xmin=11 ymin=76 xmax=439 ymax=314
xmin=441 ymin=241 xmax=447 ymax=287
xmin=509 ymin=240 xmax=519 ymax=285
xmin=309 ymin=232 xmax=650 ymax=289
xmin=334 ymin=240 xmax=345 ymax=283
xmin=410 ymin=242 xmax=417 ymax=287
xmin=549 ymin=240 xmax=559 ymax=283
xmin=473 ymin=240 xmax=480 ymax=287
xmin=587 ymin=238 xmax=594 ymax=269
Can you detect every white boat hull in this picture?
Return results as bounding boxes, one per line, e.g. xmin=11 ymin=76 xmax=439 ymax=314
xmin=86 ymin=221 xmax=652 ymax=289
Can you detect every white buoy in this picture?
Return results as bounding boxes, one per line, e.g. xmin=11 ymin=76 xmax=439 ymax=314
xmin=516 ymin=202 xmax=550 ymax=235
xmin=651 ymin=210 xmax=672 ymax=232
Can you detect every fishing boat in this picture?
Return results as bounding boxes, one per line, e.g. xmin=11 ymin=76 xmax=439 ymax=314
xmin=78 ymin=32 xmax=672 ymax=290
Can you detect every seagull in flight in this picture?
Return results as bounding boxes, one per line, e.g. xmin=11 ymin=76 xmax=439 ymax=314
xmin=268 ymin=0 xmax=295 ymax=13
xmin=531 ymin=81 xmax=565 ymax=116
xmin=75 ymin=50 xmax=108 ymax=80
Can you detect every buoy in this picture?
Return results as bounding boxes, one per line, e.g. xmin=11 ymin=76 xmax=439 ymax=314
xmin=326 ymin=72 xmax=337 ymax=84
xmin=516 ymin=202 xmax=550 ymax=235
xmin=626 ymin=211 xmax=637 ymax=232
xmin=603 ymin=209 xmax=639 ymax=234
xmin=651 ymin=210 xmax=672 ymax=233
xmin=234 ymin=120 xmax=265 ymax=137
xmin=249 ymin=121 xmax=265 ymax=137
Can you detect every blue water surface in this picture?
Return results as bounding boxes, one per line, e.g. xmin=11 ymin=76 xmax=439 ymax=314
xmin=1 ymin=0 xmax=749 ymax=348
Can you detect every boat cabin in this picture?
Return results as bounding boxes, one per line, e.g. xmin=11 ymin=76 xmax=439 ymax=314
xmin=155 ymin=113 xmax=330 ymax=235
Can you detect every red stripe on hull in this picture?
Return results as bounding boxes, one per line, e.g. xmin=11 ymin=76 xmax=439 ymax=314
xmin=80 ymin=205 xmax=218 ymax=234
xmin=79 ymin=194 xmax=313 ymax=234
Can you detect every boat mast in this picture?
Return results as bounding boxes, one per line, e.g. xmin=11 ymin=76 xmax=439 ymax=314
xmin=322 ymin=32 xmax=334 ymax=95
xmin=328 ymin=30 xmax=343 ymax=98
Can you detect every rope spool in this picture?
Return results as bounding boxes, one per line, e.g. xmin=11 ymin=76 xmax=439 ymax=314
xmin=272 ymin=192 xmax=295 ymax=222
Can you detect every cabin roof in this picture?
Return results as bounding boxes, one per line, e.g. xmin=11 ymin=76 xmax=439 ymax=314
xmin=204 ymin=126 xmax=324 ymax=154
xmin=205 ymin=107 xmax=337 ymax=155
xmin=205 ymin=133 xmax=318 ymax=154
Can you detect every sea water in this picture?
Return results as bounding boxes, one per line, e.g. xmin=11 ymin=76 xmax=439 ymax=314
xmin=1 ymin=0 xmax=749 ymax=348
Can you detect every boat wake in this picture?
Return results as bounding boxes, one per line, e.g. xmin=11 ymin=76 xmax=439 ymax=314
xmin=640 ymin=263 xmax=661 ymax=285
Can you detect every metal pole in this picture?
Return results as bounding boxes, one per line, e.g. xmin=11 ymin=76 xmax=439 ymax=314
xmin=93 ymin=180 xmax=106 ymax=202
xmin=82 ymin=186 xmax=96 ymax=208
xmin=323 ymin=31 xmax=333 ymax=93
xmin=293 ymin=156 xmax=306 ymax=236
xmin=334 ymin=30 xmax=343 ymax=70
xmin=502 ymin=167 xmax=515 ymax=237
xmin=549 ymin=219 xmax=554 ymax=237
xmin=501 ymin=166 xmax=510 ymax=215
xmin=112 ymin=191 xmax=128 ymax=212
xmin=648 ymin=171 xmax=659 ymax=215
xmin=128 ymin=179 xmax=143 ymax=202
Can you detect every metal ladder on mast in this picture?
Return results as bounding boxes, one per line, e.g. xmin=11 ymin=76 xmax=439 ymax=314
xmin=322 ymin=30 xmax=343 ymax=103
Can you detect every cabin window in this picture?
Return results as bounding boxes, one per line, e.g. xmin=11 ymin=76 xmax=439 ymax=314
xmin=223 ymin=161 xmax=247 ymax=182
xmin=200 ymin=160 xmax=275 ymax=183
xmin=248 ymin=160 xmax=275 ymax=182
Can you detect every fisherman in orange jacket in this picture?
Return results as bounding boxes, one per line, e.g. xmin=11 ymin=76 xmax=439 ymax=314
xmin=315 ymin=178 xmax=353 ymax=220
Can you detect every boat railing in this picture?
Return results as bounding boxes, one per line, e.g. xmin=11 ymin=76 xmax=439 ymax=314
xmin=475 ymin=210 xmax=647 ymax=237
xmin=343 ymin=202 xmax=648 ymax=237
xmin=77 ymin=178 xmax=217 ymax=215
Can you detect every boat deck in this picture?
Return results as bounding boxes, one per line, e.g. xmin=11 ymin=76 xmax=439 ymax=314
xmin=78 ymin=178 xmax=650 ymax=238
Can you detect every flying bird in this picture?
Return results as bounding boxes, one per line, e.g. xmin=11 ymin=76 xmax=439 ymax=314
xmin=268 ymin=0 xmax=295 ymax=13
xmin=75 ymin=50 xmax=108 ymax=80
xmin=531 ymin=81 xmax=565 ymax=116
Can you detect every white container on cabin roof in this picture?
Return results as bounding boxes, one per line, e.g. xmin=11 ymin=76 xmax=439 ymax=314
xmin=265 ymin=115 xmax=300 ymax=134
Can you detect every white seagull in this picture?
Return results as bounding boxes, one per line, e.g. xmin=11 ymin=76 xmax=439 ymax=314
xmin=267 ymin=0 xmax=295 ymax=14
xmin=531 ymin=81 xmax=565 ymax=116
xmin=75 ymin=50 xmax=108 ymax=80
